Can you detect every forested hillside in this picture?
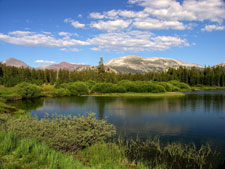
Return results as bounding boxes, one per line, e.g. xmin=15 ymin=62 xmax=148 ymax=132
xmin=0 ymin=62 xmax=225 ymax=87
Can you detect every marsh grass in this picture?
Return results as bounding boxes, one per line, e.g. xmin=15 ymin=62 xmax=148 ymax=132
xmin=119 ymin=137 xmax=218 ymax=169
xmin=77 ymin=142 xmax=148 ymax=169
xmin=0 ymin=131 xmax=87 ymax=169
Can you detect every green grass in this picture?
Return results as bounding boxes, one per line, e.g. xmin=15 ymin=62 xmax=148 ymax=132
xmin=77 ymin=143 xmax=148 ymax=169
xmin=84 ymin=92 xmax=185 ymax=97
xmin=0 ymin=131 xmax=87 ymax=169
xmin=191 ymin=86 xmax=225 ymax=90
xmin=121 ymin=137 xmax=219 ymax=169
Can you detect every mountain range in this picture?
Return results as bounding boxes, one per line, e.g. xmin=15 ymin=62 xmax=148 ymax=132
xmin=1 ymin=56 xmax=224 ymax=74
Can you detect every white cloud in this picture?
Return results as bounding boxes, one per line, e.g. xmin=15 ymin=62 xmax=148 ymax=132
xmin=88 ymin=31 xmax=188 ymax=52
xmin=0 ymin=31 xmax=88 ymax=47
xmin=133 ymin=18 xmax=186 ymax=30
xmin=129 ymin=0 xmax=225 ymax=23
xmin=60 ymin=48 xmax=79 ymax=52
xmin=41 ymin=31 xmax=52 ymax=35
xmin=58 ymin=32 xmax=72 ymax=37
xmin=0 ymin=30 xmax=189 ymax=52
xmin=89 ymin=12 xmax=105 ymax=19
xmin=91 ymin=20 xmax=131 ymax=31
xmin=35 ymin=60 xmax=56 ymax=64
xmin=91 ymin=47 xmax=101 ymax=51
xmin=64 ymin=18 xmax=85 ymax=28
xmin=201 ymin=24 xmax=225 ymax=32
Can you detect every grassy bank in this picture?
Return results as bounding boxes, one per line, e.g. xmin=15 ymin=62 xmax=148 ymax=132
xmin=84 ymin=92 xmax=185 ymax=97
xmin=191 ymin=86 xmax=225 ymax=91
xmin=0 ymin=131 xmax=87 ymax=169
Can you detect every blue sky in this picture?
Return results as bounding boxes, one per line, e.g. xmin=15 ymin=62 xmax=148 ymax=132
xmin=0 ymin=0 xmax=225 ymax=67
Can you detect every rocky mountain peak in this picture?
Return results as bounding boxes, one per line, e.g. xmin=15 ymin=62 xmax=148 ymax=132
xmin=2 ymin=58 xmax=29 ymax=68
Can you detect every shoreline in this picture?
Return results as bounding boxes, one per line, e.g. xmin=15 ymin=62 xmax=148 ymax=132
xmin=82 ymin=92 xmax=186 ymax=97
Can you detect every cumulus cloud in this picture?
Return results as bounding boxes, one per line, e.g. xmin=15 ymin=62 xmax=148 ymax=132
xmin=60 ymin=48 xmax=79 ymax=52
xmin=64 ymin=18 xmax=85 ymax=28
xmin=0 ymin=30 xmax=189 ymax=52
xmin=0 ymin=31 xmax=88 ymax=47
xmin=201 ymin=24 xmax=225 ymax=32
xmin=89 ymin=12 xmax=105 ymax=19
xmin=35 ymin=60 xmax=56 ymax=64
xmin=91 ymin=20 xmax=131 ymax=31
xmin=88 ymin=31 xmax=189 ymax=52
xmin=129 ymin=0 xmax=225 ymax=23
xmin=87 ymin=0 xmax=225 ymax=32
xmin=133 ymin=18 xmax=187 ymax=30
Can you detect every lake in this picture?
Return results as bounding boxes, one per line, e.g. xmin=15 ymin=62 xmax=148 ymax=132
xmin=8 ymin=90 xmax=225 ymax=155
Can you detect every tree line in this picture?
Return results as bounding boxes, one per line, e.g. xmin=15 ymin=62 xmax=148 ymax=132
xmin=0 ymin=61 xmax=225 ymax=87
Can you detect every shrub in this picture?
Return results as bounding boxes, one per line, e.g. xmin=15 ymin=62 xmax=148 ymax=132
xmin=118 ymin=80 xmax=166 ymax=93
xmin=114 ymin=85 xmax=127 ymax=93
xmin=118 ymin=80 xmax=139 ymax=92
xmin=157 ymin=82 xmax=180 ymax=92
xmin=51 ymin=88 xmax=70 ymax=97
xmin=169 ymin=80 xmax=191 ymax=90
xmin=3 ymin=113 xmax=116 ymax=153
xmin=0 ymin=88 xmax=22 ymax=100
xmin=85 ymin=80 xmax=96 ymax=91
xmin=145 ymin=82 xmax=166 ymax=93
xmin=16 ymin=82 xmax=42 ymax=98
xmin=92 ymin=83 xmax=115 ymax=93
xmin=59 ymin=82 xmax=89 ymax=96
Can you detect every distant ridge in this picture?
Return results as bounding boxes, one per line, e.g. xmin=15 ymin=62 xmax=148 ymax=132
xmin=105 ymin=55 xmax=203 ymax=73
xmin=1 ymin=56 xmax=223 ymax=74
xmin=1 ymin=58 xmax=29 ymax=68
xmin=36 ymin=62 xmax=86 ymax=71
xmin=214 ymin=62 xmax=225 ymax=67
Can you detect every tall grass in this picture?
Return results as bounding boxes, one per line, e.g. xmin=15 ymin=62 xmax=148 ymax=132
xmin=119 ymin=137 xmax=218 ymax=169
xmin=0 ymin=131 xmax=87 ymax=169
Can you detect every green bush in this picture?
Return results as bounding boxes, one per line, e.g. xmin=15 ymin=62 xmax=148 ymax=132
xmin=157 ymin=82 xmax=180 ymax=92
xmin=3 ymin=113 xmax=116 ymax=153
xmin=169 ymin=80 xmax=191 ymax=90
xmin=85 ymin=80 xmax=96 ymax=91
xmin=16 ymin=82 xmax=42 ymax=98
xmin=51 ymin=88 xmax=70 ymax=97
xmin=114 ymin=85 xmax=127 ymax=93
xmin=91 ymin=83 xmax=126 ymax=93
xmin=0 ymin=88 xmax=22 ymax=100
xmin=118 ymin=80 xmax=139 ymax=92
xmin=59 ymin=82 xmax=89 ymax=96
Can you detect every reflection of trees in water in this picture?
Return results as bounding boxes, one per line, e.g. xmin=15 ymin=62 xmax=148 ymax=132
xmin=185 ymin=94 xmax=225 ymax=114
xmin=7 ymin=98 xmax=44 ymax=111
xmin=43 ymin=96 xmax=89 ymax=110
xmin=105 ymin=97 xmax=183 ymax=116
xmin=93 ymin=97 xmax=117 ymax=119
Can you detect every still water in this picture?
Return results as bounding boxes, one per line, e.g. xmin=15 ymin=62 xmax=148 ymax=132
xmin=8 ymin=90 xmax=225 ymax=154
